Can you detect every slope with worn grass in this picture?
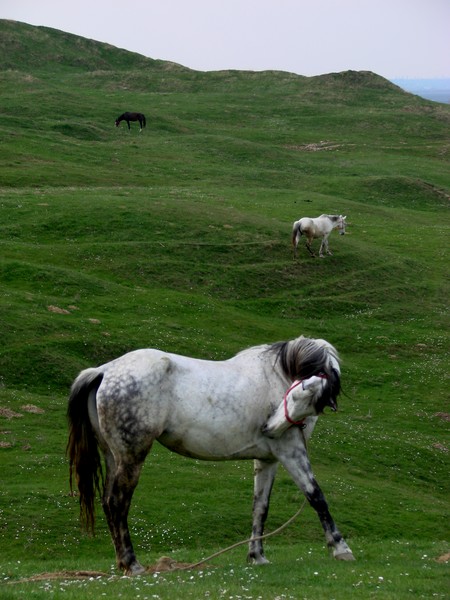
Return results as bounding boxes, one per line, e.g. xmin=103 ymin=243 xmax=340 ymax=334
xmin=0 ymin=20 xmax=449 ymax=600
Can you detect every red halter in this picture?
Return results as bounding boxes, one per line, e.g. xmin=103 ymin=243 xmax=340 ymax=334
xmin=283 ymin=375 xmax=328 ymax=427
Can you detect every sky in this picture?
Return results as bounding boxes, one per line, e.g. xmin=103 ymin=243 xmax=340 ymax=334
xmin=2 ymin=0 xmax=449 ymax=80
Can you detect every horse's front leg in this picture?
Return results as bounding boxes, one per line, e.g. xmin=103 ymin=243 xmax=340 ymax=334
xmin=319 ymin=237 xmax=326 ymax=257
xmin=319 ymin=239 xmax=324 ymax=257
xmin=271 ymin=431 xmax=354 ymax=561
xmin=247 ymin=459 xmax=278 ymax=564
xmin=320 ymin=235 xmax=332 ymax=257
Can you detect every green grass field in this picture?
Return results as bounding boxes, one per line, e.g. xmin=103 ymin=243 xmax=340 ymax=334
xmin=0 ymin=20 xmax=448 ymax=599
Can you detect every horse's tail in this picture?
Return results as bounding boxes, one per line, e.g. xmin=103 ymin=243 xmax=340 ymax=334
xmin=142 ymin=114 xmax=146 ymax=128
xmin=292 ymin=221 xmax=302 ymax=246
xmin=67 ymin=368 xmax=104 ymax=534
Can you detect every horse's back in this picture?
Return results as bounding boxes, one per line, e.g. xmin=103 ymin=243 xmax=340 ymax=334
xmin=97 ymin=348 xmax=228 ymax=409
xmin=101 ymin=349 xmax=171 ymax=389
xmin=126 ymin=112 xmax=144 ymax=120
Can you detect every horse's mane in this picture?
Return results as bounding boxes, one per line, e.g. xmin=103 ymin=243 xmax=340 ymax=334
xmin=268 ymin=336 xmax=341 ymax=412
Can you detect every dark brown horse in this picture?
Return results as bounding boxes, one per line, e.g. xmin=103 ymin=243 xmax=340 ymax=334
xmin=115 ymin=112 xmax=146 ymax=131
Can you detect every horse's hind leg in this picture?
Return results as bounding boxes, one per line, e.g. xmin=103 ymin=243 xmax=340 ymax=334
xmin=293 ymin=236 xmax=299 ymax=259
xmin=306 ymin=238 xmax=316 ymax=257
xmin=248 ymin=459 xmax=278 ymax=564
xmin=101 ymin=451 xmax=123 ymax=563
xmin=104 ymin=456 xmax=147 ymax=575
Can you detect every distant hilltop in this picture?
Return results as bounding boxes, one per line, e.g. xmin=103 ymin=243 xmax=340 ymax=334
xmin=2 ymin=19 xmax=448 ymax=104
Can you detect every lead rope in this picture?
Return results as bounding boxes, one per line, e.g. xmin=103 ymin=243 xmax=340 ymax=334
xmin=180 ymin=429 xmax=309 ymax=571
xmin=179 ymin=498 xmax=308 ymax=571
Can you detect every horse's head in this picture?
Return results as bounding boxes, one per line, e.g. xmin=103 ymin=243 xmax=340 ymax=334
xmin=115 ymin=119 xmax=120 ymax=127
xmin=262 ymin=375 xmax=325 ymax=438
xmin=338 ymin=215 xmax=347 ymax=235
xmin=263 ymin=337 xmax=341 ymax=438
xmin=263 ymin=374 xmax=337 ymax=438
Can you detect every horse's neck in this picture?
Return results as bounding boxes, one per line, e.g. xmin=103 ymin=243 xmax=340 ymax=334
xmin=234 ymin=346 xmax=290 ymax=389
xmin=321 ymin=215 xmax=338 ymax=227
xmin=330 ymin=218 xmax=340 ymax=230
xmin=318 ymin=216 xmax=335 ymax=233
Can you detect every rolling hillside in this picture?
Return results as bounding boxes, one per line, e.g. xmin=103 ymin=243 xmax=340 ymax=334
xmin=0 ymin=19 xmax=448 ymax=599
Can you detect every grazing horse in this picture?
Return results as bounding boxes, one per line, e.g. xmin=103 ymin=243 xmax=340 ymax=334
xmin=292 ymin=214 xmax=347 ymax=258
xmin=67 ymin=335 xmax=354 ymax=575
xmin=115 ymin=112 xmax=146 ymax=131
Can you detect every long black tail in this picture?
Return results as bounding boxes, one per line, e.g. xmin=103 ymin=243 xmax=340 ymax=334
xmin=142 ymin=114 xmax=146 ymax=128
xmin=67 ymin=369 xmax=104 ymax=533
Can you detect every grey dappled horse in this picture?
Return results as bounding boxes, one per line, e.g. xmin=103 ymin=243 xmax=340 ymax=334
xmin=67 ymin=336 xmax=354 ymax=574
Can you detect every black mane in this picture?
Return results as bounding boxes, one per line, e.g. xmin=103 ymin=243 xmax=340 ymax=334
xmin=268 ymin=336 xmax=341 ymax=412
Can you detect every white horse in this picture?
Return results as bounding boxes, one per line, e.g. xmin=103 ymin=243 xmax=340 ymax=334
xmin=292 ymin=214 xmax=347 ymax=258
xmin=67 ymin=336 xmax=354 ymax=575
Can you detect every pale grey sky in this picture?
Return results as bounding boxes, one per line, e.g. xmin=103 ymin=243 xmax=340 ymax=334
xmin=2 ymin=0 xmax=449 ymax=79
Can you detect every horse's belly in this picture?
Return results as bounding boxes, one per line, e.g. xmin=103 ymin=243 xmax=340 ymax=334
xmin=155 ymin=360 xmax=273 ymax=460
xmin=157 ymin=428 xmax=269 ymax=461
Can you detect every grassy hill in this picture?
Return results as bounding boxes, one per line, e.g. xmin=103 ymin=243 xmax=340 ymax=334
xmin=0 ymin=20 xmax=448 ymax=599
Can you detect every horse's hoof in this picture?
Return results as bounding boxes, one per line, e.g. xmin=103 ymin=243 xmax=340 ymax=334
xmin=334 ymin=552 xmax=355 ymax=561
xmin=125 ymin=562 xmax=146 ymax=576
xmin=253 ymin=557 xmax=270 ymax=566
xmin=247 ymin=555 xmax=270 ymax=565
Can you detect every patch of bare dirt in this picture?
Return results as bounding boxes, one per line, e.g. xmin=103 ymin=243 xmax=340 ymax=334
xmin=21 ymin=404 xmax=45 ymax=414
xmin=10 ymin=570 xmax=109 ymax=583
xmin=434 ymin=412 xmax=450 ymax=422
xmin=47 ymin=305 xmax=71 ymax=314
xmin=285 ymin=141 xmax=344 ymax=152
xmin=432 ymin=443 xmax=448 ymax=453
xmin=436 ymin=552 xmax=450 ymax=563
xmin=0 ymin=407 xmax=23 ymax=419
xmin=145 ymin=556 xmax=208 ymax=573
xmin=9 ymin=557 xmax=211 ymax=583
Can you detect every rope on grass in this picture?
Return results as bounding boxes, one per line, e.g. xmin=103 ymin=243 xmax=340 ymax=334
xmin=179 ymin=497 xmax=308 ymax=570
